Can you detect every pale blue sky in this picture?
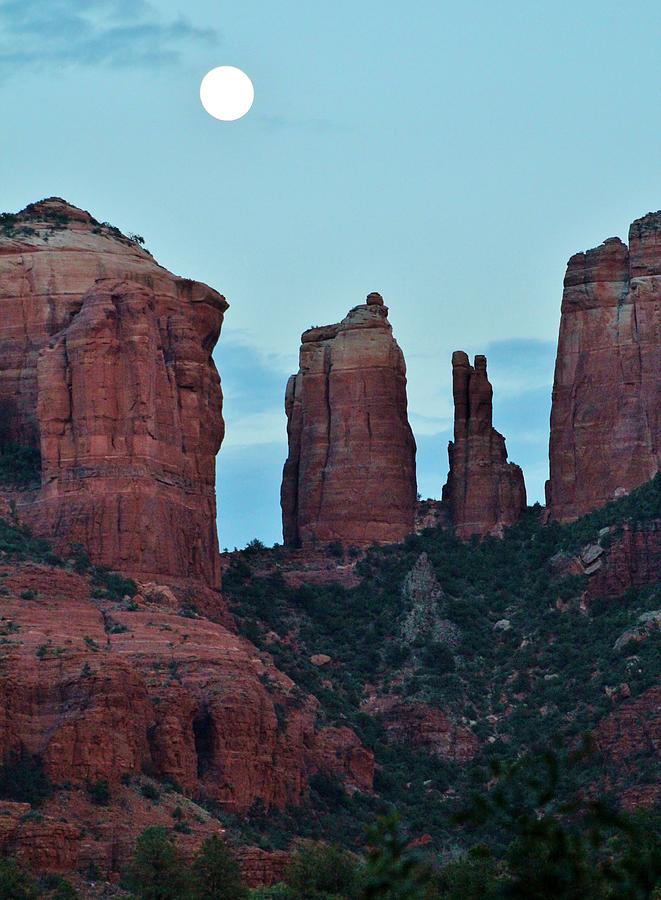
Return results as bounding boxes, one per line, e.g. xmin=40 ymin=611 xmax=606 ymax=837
xmin=2 ymin=0 xmax=659 ymax=547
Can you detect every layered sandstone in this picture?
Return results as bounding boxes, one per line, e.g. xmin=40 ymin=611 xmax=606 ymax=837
xmin=0 ymin=555 xmax=373 ymax=878
xmin=361 ymin=697 xmax=478 ymax=762
xmin=546 ymin=212 xmax=661 ymax=521
xmin=0 ymin=198 xmax=226 ymax=586
xmin=442 ymin=352 xmax=526 ymax=539
xmin=281 ymin=292 xmax=417 ymax=547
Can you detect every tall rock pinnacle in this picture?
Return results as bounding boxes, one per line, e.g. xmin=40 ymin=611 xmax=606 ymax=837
xmin=281 ymin=292 xmax=417 ymax=547
xmin=0 ymin=198 xmax=227 ymax=587
xmin=546 ymin=212 xmax=661 ymax=521
xmin=442 ymin=352 xmax=526 ymax=538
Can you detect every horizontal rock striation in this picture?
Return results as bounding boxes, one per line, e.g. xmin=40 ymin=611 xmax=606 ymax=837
xmin=281 ymin=292 xmax=417 ymax=547
xmin=0 ymin=198 xmax=226 ymax=586
xmin=546 ymin=212 xmax=661 ymax=521
xmin=0 ymin=561 xmax=373 ymax=846
xmin=442 ymin=352 xmax=526 ymax=539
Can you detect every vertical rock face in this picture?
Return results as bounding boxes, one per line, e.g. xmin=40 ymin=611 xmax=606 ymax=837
xmin=0 ymin=198 xmax=227 ymax=586
xmin=281 ymin=292 xmax=417 ymax=547
xmin=442 ymin=352 xmax=526 ymax=539
xmin=547 ymin=212 xmax=661 ymax=521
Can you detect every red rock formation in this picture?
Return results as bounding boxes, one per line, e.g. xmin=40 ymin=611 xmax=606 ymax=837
xmin=593 ymin=685 xmax=661 ymax=809
xmin=361 ymin=697 xmax=478 ymax=762
xmin=587 ymin=521 xmax=661 ymax=602
xmin=281 ymin=292 xmax=417 ymax=547
xmin=548 ymin=519 xmax=661 ymax=604
xmin=236 ymin=848 xmax=291 ymax=888
xmin=0 ymin=561 xmax=372 ymax=816
xmin=442 ymin=352 xmax=526 ymax=539
xmin=0 ymin=198 xmax=227 ymax=587
xmin=309 ymin=726 xmax=375 ymax=791
xmin=546 ymin=212 xmax=661 ymax=521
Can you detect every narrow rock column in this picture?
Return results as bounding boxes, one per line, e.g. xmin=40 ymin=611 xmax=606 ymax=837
xmin=442 ymin=351 xmax=526 ymax=538
xmin=281 ymin=293 xmax=417 ymax=547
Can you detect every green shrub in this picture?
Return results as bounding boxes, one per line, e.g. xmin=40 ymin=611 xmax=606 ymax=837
xmin=92 ymin=569 xmax=137 ymax=601
xmin=285 ymin=842 xmax=363 ymax=899
xmin=191 ymin=834 xmax=248 ymax=899
xmin=140 ymin=782 xmax=161 ymax=803
xmin=420 ymin=642 xmax=455 ymax=673
xmin=0 ymin=443 xmax=41 ymax=485
xmin=43 ymin=875 xmax=81 ymax=899
xmin=437 ymin=847 xmax=500 ymax=899
xmin=0 ymin=857 xmax=38 ymax=899
xmin=87 ymin=778 xmax=111 ymax=806
xmin=0 ymin=751 xmax=52 ymax=805
xmin=127 ymin=827 xmax=190 ymax=899
xmin=361 ymin=814 xmax=436 ymax=898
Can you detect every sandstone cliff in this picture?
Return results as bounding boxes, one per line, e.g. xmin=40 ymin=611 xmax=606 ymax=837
xmin=0 ymin=551 xmax=373 ymax=878
xmin=546 ymin=212 xmax=661 ymax=521
xmin=281 ymin=292 xmax=417 ymax=547
xmin=442 ymin=351 xmax=526 ymax=539
xmin=0 ymin=198 xmax=226 ymax=586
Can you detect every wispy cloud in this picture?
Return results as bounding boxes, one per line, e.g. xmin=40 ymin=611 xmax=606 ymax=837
xmin=0 ymin=0 xmax=217 ymax=72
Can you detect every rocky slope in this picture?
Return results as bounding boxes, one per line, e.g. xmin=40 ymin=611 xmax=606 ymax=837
xmin=0 ymin=522 xmax=373 ymax=881
xmin=546 ymin=211 xmax=661 ymax=521
xmin=0 ymin=201 xmax=376 ymax=885
xmin=0 ymin=198 xmax=226 ymax=587
xmin=222 ymin=475 xmax=661 ymax=854
xmin=0 ymin=199 xmax=659 ymax=892
xmin=281 ymin=292 xmax=417 ymax=548
xmin=442 ymin=352 xmax=526 ymax=538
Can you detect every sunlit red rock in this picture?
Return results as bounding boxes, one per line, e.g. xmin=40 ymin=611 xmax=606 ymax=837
xmin=281 ymin=292 xmax=417 ymax=548
xmin=546 ymin=212 xmax=661 ymax=521
xmin=0 ymin=198 xmax=227 ymax=586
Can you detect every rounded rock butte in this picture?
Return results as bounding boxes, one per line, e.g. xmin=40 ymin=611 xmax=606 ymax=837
xmin=0 ymin=198 xmax=228 ymax=587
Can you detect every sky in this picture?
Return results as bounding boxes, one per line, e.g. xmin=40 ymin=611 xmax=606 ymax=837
xmin=1 ymin=0 xmax=659 ymax=548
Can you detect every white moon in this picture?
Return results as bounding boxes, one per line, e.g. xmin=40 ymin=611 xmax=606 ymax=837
xmin=200 ymin=66 xmax=255 ymax=121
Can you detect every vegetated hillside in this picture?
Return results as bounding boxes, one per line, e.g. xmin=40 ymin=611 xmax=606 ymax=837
xmin=221 ymin=476 xmax=661 ymax=851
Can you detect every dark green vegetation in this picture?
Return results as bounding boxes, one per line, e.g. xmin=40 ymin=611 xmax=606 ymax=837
xmin=1 ymin=201 xmax=150 ymax=252
xmin=0 ymin=516 xmax=137 ymax=599
xmin=222 ymin=476 xmax=661 ymax=851
xmin=0 ymin=444 xmax=41 ymax=486
xmin=0 ymin=751 xmax=52 ymax=806
xmin=5 ymin=751 xmax=657 ymax=898
xmin=126 ymin=829 xmax=247 ymax=900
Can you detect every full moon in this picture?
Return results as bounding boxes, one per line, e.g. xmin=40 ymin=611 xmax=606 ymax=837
xmin=200 ymin=66 xmax=255 ymax=121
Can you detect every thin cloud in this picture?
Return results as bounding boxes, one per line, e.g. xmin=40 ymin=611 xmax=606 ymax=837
xmin=0 ymin=0 xmax=217 ymax=72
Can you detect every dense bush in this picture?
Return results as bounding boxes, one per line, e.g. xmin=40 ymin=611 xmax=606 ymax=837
xmin=0 ymin=751 xmax=52 ymax=805
xmin=220 ymin=475 xmax=661 ymax=853
xmin=127 ymin=827 xmax=190 ymax=899
xmin=0 ymin=857 xmax=39 ymax=899
xmin=0 ymin=443 xmax=41 ymax=486
xmin=191 ymin=835 xmax=247 ymax=900
xmin=285 ymin=842 xmax=363 ymax=899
